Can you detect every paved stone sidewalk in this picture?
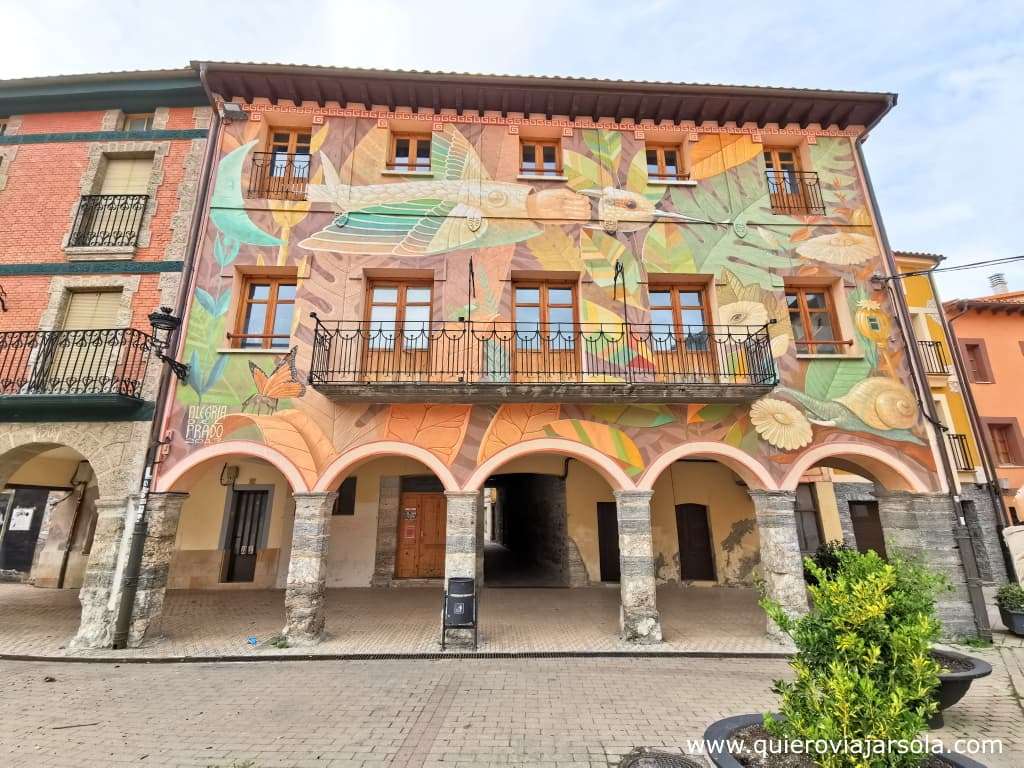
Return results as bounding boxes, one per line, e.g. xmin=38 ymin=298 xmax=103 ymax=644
xmin=0 ymin=583 xmax=783 ymax=658
xmin=0 ymin=651 xmax=1020 ymax=768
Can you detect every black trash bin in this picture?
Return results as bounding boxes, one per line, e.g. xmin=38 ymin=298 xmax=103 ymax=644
xmin=441 ymin=577 xmax=477 ymax=649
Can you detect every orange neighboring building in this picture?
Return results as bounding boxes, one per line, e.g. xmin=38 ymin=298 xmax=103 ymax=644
xmin=945 ymin=275 xmax=1024 ymax=524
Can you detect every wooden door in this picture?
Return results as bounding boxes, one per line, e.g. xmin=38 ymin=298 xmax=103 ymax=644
xmin=395 ymin=492 xmax=446 ymax=578
xmin=224 ymin=490 xmax=267 ymax=583
xmin=0 ymin=487 xmax=50 ymax=574
xmin=676 ymin=503 xmax=716 ymax=580
xmin=850 ymin=501 xmax=887 ymax=559
xmin=596 ymin=501 xmax=620 ymax=582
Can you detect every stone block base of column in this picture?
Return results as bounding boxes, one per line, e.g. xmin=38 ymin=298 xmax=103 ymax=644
xmin=620 ymin=608 xmax=663 ymax=644
xmin=283 ymin=584 xmax=327 ymax=646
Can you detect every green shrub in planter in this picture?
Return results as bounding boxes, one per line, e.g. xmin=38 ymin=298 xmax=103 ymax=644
xmin=996 ymin=583 xmax=1024 ymax=613
xmin=761 ymin=549 xmax=945 ymax=768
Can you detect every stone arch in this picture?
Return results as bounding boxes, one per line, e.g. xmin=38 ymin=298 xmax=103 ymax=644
xmin=779 ymin=442 xmax=932 ymax=493
xmin=154 ymin=440 xmax=310 ymax=493
xmin=313 ymin=440 xmax=460 ymax=493
xmin=637 ymin=441 xmax=778 ymax=492
xmin=463 ymin=438 xmax=635 ymax=492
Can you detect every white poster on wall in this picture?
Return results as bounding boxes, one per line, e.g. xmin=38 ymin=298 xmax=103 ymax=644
xmin=7 ymin=507 xmax=34 ymax=532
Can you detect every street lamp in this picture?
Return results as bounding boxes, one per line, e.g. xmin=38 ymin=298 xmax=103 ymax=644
xmin=147 ymin=306 xmax=189 ymax=382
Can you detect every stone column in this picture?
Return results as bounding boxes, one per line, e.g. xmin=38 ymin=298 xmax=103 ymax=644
xmin=876 ymin=491 xmax=977 ymax=638
xmin=750 ymin=490 xmax=808 ymax=643
xmin=127 ymin=492 xmax=188 ymax=646
xmin=371 ymin=476 xmax=401 ymax=587
xmin=70 ymin=496 xmax=130 ymax=649
xmin=614 ymin=490 xmax=662 ymax=643
xmin=836 ymin=504 xmax=858 ymax=549
xmin=282 ymin=491 xmax=337 ymax=645
xmin=444 ymin=490 xmax=480 ymax=647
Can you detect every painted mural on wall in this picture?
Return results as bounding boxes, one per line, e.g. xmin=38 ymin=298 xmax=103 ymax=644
xmin=164 ymin=114 xmax=937 ymax=494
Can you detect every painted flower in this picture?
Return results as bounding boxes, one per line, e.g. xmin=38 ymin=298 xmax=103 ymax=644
xmin=719 ymin=300 xmax=769 ymax=328
xmin=795 ymin=232 xmax=878 ymax=265
xmin=855 ymin=298 xmax=891 ymax=343
xmin=750 ymin=398 xmax=813 ymax=451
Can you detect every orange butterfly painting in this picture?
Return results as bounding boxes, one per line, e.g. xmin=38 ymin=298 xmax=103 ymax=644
xmin=242 ymin=346 xmax=307 ymax=414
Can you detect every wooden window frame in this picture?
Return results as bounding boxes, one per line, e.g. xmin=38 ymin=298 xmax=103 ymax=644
xmin=364 ymin=280 xmax=434 ymax=351
xmin=267 ymin=127 xmax=312 ymax=156
xmin=512 ymin=281 xmax=578 ymax=351
xmin=231 ymin=274 xmax=297 ymax=350
xmin=785 ymin=284 xmax=851 ymax=354
xmin=122 ymin=113 xmax=154 ymax=132
xmin=960 ymin=339 xmax=994 ymax=383
xmin=984 ymin=419 xmax=1024 ymax=466
xmin=519 ymin=139 xmax=563 ymax=176
xmin=387 ymin=133 xmax=432 ymax=172
xmin=763 ymin=146 xmax=802 ymax=174
xmin=645 ymin=143 xmax=687 ymax=181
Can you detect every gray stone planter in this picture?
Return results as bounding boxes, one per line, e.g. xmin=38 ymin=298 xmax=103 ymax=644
xmin=929 ymin=649 xmax=992 ymax=728
xmin=704 ymin=713 xmax=988 ymax=768
xmin=998 ymin=606 xmax=1024 ymax=636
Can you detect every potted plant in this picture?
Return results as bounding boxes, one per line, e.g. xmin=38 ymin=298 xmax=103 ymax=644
xmin=928 ymin=648 xmax=991 ymax=728
xmin=996 ymin=583 xmax=1024 ymax=636
xmin=705 ymin=549 xmax=988 ymax=767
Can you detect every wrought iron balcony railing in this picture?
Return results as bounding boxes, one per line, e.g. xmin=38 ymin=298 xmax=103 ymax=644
xmin=765 ymin=170 xmax=826 ymax=215
xmin=68 ymin=194 xmax=149 ymax=248
xmin=309 ymin=317 xmax=778 ymax=402
xmin=247 ymin=151 xmax=311 ymax=200
xmin=0 ymin=328 xmax=153 ymax=399
xmin=947 ymin=432 xmax=975 ymax=472
xmin=918 ymin=340 xmax=948 ymax=375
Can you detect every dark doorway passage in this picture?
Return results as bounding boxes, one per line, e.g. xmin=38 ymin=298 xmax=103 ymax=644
xmin=596 ymin=501 xmax=620 ymax=583
xmin=224 ymin=489 xmax=268 ymax=583
xmin=0 ymin=486 xmax=51 ymax=577
xmin=676 ymin=503 xmax=715 ymax=580
xmin=849 ymin=500 xmax=887 ymax=559
xmin=484 ymin=473 xmax=569 ymax=587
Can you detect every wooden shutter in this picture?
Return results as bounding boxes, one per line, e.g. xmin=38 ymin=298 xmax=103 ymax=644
xmin=61 ymin=290 xmax=123 ymax=330
xmin=99 ymin=157 xmax=152 ymax=194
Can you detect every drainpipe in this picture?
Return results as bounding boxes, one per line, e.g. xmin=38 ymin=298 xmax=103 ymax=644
xmin=111 ymin=67 xmax=223 ymax=649
xmin=944 ymin=302 xmax=1019 ymax=582
xmin=855 ymin=140 xmax=991 ymax=638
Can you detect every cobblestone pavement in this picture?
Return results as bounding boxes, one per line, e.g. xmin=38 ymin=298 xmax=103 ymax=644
xmin=0 ymin=583 xmax=782 ymax=658
xmin=1 ymin=650 xmax=1021 ymax=768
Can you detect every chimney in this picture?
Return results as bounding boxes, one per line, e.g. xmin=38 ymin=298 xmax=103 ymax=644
xmin=989 ymin=273 xmax=1009 ymax=294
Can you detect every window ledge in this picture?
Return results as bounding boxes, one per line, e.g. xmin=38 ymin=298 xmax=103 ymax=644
xmin=647 ymin=178 xmax=697 ymax=187
xmin=64 ymin=245 xmax=137 ymax=261
xmin=381 ymin=169 xmax=433 ymax=177
xmin=517 ymin=174 xmax=568 ymax=182
xmin=216 ymin=347 xmax=287 ymax=355
xmin=795 ymin=353 xmax=865 ymax=361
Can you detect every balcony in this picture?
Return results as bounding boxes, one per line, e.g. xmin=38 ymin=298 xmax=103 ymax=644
xmin=918 ymin=340 xmax=948 ymax=376
xmin=309 ymin=318 xmax=778 ymax=403
xmin=947 ymin=432 xmax=975 ymax=472
xmin=0 ymin=328 xmax=154 ymax=419
xmin=247 ymin=152 xmax=310 ymax=200
xmin=68 ymin=194 xmax=148 ymax=248
xmin=765 ymin=170 xmax=825 ymax=215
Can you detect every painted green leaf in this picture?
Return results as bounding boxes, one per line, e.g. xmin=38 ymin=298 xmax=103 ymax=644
xmin=563 ymin=150 xmax=604 ymax=192
xmin=590 ymin=404 xmax=676 ymax=428
xmin=543 ymin=418 xmax=644 ymax=476
xmin=724 ymin=422 xmax=744 ymax=448
xmin=581 ymin=230 xmax=642 ymax=308
xmin=804 ymin=358 xmax=873 ymax=401
xmin=625 ymin=150 xmax=666 ymax=202
xmin=582 ymin=129 xmax=621 ymax=171
xmin=690 ymin=403 xmax=736 ymax=423
xmin=642 ymin=224 xmax=697 ymax=274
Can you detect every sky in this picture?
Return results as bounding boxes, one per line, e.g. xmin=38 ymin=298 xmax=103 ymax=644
xmin=1 ymin=0 xmax=1021 ymax=299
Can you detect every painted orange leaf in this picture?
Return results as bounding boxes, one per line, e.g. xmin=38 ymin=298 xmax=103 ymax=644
xmin=688 ymin=135 xmax=762 ymax=180
xmin=216 ymin=408 xmax=340 ymax=489
xmin=385 ymin=404 xmax=472 ymax=464
xmin=478 ymin=404 xmax=560 ymax=463
xmin=542 ymin=419 xmax=644 ymax=477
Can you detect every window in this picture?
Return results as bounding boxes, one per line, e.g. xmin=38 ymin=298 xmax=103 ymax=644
xmin=388 ymin=133 xmax=431 ymax=172
xmin=649 ymin=285 xmax=709 ymax=352
xmin=989 ymin=424 xmax=1018 ymax=465
xmin=121 ymin=113 xmax=154 ymax=132
xmin=785 ymin=286 xmax=847 ymax=354
xmin=645 ymin=144 xmax=686 ymax=181
xmin=61 ymin=290 xmax=123 ymax=330
xmin=513 ymin=283 xmax=576 ymax=350
xmin=963 ymin=342 xmax=992 ymax=383
xmin=794 ymin=483 xmax=823 ymax=554
xmin=268 ymin=127 xmax=311 ymax=189
xmin=520 ymin=140 xmax=562 ymax=176
xmin=332 ymin=477 xmax=357 ymax=516
xmin=764 ymin=147 xmax=800 ymax=176
xmin=100 ymin=156 xmax=152 ymax=195
xmin=233 ymin=275 xmax=297 ymax=349
xmin=366 ymin=282 xmax=432 ymax=351
xmin=764 ymin=146 xmax=823 ymax=215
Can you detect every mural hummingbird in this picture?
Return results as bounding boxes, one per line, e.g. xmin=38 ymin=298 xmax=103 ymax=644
xmin=299 ymin=126 xmax=698 ymax=257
